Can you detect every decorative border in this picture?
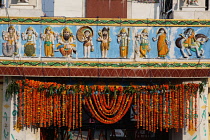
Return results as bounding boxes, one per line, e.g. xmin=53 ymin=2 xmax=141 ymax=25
xmin=0 ymin=60 xmax=210 ymax=69
xmin=0 ymin=17 xmax=210 ymax=26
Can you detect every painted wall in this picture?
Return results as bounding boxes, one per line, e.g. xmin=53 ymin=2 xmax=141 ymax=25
xmin=130 ymin=2 xmax=160 ymax=19
xmin=182 ymin=80 xmax=209 ymax=140
xmin=1 ymin=24 xmax=210 ymax=59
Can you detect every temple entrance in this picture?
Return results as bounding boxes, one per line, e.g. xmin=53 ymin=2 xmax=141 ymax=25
xmin=40 ymin=127 xmax=170 ymax=140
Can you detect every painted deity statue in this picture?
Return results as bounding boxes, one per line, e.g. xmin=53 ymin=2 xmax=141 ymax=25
xmin=152 ymin=28 xmax=169 ymax=58
xmin=22 ymin=26 xmax=38 ymax=56
xmin=41 ymin=26 xmax=57 ymax=57
xmin=175 ymin=28 xmax=208 ymax=58
xmin=184 ymin=0 xmax=199 ymax=6
xmin=97 ymin=27 xmax=111 ymax=58
xmin=135 ymin=29 xmax=150 ymax=58
xmin=2 ymin=26 xmax=20 ymax=56
xmin=81 ymin=29 xmax=94 ymax=58
xmin=56 ymin=27 xmax=76 ymax=57
xmin=117 ymin=28 xmax=130 ymax=58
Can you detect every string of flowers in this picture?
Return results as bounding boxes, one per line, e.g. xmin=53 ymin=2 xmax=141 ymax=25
xmin=6 ymin=79 xmax=202 ymax=133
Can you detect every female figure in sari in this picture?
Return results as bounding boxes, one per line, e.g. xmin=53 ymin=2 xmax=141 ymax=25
xmin=152 ymin=28 xmax=169 ymax=58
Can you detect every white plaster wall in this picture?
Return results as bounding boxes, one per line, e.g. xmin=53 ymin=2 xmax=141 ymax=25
xmin=54 ymin=0 xmax=85 ymax=17
xmin=174 ymin=11 xmax=210 ymax=19
xmin=131 ymin=2 xmax=160 ymax=19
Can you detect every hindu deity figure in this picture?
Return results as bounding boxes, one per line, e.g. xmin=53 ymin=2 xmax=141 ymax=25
xmin=152 ymin=28 xmax=169 ymax=58
xmin=176 ymin=28 xmax=208 ymax=58
xmin=97 ymin=27 xmax=111 ymax=58
xmin=22 ymin=26 xmax=38 ymax=56
xmin=117 ymin=28 xmax=130 ymax=58
xmin=135 ymin=29 xmax=150 ymax=58
xmin=41 ymin=26 xmax=57 ymax=57
xmin=77 ymin=26 xmax=94 ymax=58
xmin=56 ymin=27 xmax=76 ymax=57
xmin=2 ymin=26 xmax=20 ymax=56
xmin=184 ymin=0 xmax=199 ymax=6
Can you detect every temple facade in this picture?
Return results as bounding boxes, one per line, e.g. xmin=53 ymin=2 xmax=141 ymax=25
xmin=0 ymin=0 xmax=209 ymax=140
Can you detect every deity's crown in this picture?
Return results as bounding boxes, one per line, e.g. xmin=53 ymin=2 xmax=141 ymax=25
xmin=142 ymin=29 xmax=148 ymax=34
xmin=27 ymin=26 xmax=34 ymax=31
xmin=63 ymin=27 xmax=71 ymax=33
xmin=45 ymin=26 xmax=52 ymax=31
xmin=8 ymin=26 xmax=15 ymax=30
xmin=120 ymin=28 xmax=127 ymax=33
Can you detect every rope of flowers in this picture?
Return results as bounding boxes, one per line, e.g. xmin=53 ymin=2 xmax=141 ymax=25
xmin=6 ymin=79 xmax=203 ymax=132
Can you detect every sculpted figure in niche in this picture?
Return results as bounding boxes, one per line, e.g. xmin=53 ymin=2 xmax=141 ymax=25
xmin=77 ymin=26 xmax=94 ymax=58
xmin=117 ymin=28 xmax=130 ymax=58
xmin=184 ymin=0 xmax=199 ymax=6
xmin=41 ymin=26 xmax=57 ymax=57
xmin=175 ymin=28 xmax=208 ymax=58
xmin=97 ymin=27 xmax=111 ymax=58
xmin=135 ymin=29 xmax=150 ymax=58
xmin=82 ymin=29 xmax=94 ymax=58
xmin=56 ymin=27 xmax=76 ymax=57
xmin=2 ymin=26 xmax=20 ymax=56
xmin=152 ymin=28 xmax=169 ymax=58
xmin=22 ymin=26 xmax=38 ymax=56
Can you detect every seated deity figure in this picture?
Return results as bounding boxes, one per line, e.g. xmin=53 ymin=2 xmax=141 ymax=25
xmin=2 ymin=26 xmax=20 ymax=56
xmin=56 ymin=27 xmax=76 ymax=57
xmin=41 ymin=26 xmax=57 ymax=57
xmin=22 ymin=26 xmax=38 ymax=56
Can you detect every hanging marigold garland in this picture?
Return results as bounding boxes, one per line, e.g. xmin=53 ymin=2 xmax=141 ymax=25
xmin=6 ymin=79 xmax=202 ymax=133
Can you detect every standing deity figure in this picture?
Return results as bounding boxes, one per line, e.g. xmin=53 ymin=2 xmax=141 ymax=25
xmin=81 ymin=29 xmax=94 ymax=58
xmin=22 ymin=26 xmax=38 ymax=56
xmin=41 ymin=26 xmax=57 ymax=57
xmin=117 ymin=28 xmax=130 ymax=58
xmin=152 ymin=28 xmax=169 ymax=58
xmin=2 ymin=26 xmax=20 ymax=56
xmin=97 ymin=27 xmax=111 ymax=58
xmin=135 ymin=29 xmax=150 ymax=58
xmin=184 ymin=0 xmax=199 ymax=6
xmin=56 ymin=27 xmax=76 ymax=57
